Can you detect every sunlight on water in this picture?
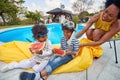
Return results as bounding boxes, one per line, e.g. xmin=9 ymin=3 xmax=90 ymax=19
xmin=0 ymin=23 xmax=83 ymax=44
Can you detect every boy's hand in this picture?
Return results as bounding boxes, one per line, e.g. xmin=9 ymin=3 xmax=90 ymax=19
xmin=66 ymin=50 xmax=74 ymax=54
xmin=66 ymin=50 xmax=76 ymax=56
xmin=66 ymin=50 xmax=72 ymax=54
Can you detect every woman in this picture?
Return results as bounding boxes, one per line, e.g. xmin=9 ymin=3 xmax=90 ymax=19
xmin=76 ymin=0 xmax=120 ymax=47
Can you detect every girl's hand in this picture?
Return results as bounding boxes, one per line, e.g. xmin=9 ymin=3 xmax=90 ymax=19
xmin=29 ymin=48 xmax=34 ymax=54
xmin=29 ymin=48 xmax=42 ymax=54
xmin=35 ymin=50 xmax=43 ymax=54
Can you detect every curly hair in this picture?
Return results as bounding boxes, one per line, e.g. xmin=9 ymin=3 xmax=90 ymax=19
xmin=32 ymin=24 xmax=48 ymax=39
xmin=105 ymin=0 xmax=120 ymax=19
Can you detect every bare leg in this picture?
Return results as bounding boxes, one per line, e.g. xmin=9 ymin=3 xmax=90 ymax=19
xmin=86 ymin=29 xmax=94 ymax=40
xmin=92 ymin=29 xmax=106 ymax=41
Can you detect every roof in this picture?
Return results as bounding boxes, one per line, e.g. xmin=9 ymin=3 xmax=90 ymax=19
xmin=47 ymin=8 xmax=73 ymax=15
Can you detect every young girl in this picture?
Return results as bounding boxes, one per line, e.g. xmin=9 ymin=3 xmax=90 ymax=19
xmin=0 ymin=24 xmax=53 ymax=72
xmin=76 ymin=3 xmax=120 ymax=46
xmin=20 ymin=21 xmax=80 ymax=80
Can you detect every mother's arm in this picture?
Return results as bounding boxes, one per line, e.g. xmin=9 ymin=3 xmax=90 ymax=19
xmin=76 ymin=13 xmax=100 ymax=38
xmin=80 ymin=20 xmax=120 ymax=47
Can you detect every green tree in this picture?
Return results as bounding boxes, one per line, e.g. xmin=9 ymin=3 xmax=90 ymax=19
xmin=73 ymin=16 xmax=79 ymax=27
xmin=89 ymin=13 xmax=95 ymax=16
xmin=73 ymin=16 xmax=79 ymax=24
xmin=79 ymin=11 xmax=89 ymax=19
xmin=25 ymin=10 xmax=42 ymax=24
xmin=0 ymin=0 xmax=25 ymax=25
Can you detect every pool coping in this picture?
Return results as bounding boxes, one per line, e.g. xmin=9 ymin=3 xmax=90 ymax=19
xmin=0 ymin=23 xmax=86 ymax=33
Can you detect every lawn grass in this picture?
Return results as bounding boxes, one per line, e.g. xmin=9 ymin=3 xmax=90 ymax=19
xmin=0 ymin=24 xmax=33 ymax=29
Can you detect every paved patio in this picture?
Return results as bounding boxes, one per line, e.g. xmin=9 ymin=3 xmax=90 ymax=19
xmin=47 ymin=40 xmax=120 ymax=80
xmin=0 ymin=26 xmax=120 ymax=80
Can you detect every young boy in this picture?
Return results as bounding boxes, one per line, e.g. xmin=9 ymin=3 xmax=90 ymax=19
xmin=20 ymin=21 xmax=80 ymax=80
xmin=0 ymin=24 xmax=53 ymax=72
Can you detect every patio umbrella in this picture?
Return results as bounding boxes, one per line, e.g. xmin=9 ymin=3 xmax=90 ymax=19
xmin=47 ymin=8 xmax=72 ymax=15
xmin=47 ymin=8 xmax=73 ymax=22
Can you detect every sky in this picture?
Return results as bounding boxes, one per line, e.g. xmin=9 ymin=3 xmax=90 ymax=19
xmin=23 ymin=0 xmax=106 ymax=15
xmin=0 ymin=0 xmax=106 ymax=22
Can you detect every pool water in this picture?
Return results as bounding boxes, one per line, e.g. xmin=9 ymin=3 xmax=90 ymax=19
xmin=0 ymin=23 xmax=83 ymax=44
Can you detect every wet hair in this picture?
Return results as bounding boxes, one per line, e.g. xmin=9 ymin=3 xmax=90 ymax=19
xmin=105 ymin=0 xmax=120 ymax=19
xmin=32 ymin=24 xmax=48 ymax=39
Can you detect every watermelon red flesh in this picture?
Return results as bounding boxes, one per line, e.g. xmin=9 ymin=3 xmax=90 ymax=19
xmin=30 ymin=42 xmax=45 ymax=52
xmin=53 ymin=48 xmax=65 ymax=56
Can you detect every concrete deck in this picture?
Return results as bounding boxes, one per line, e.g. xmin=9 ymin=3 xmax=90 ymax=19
xmin=0 ymin=40 xmax=119 ymax=80
xmin=47 ymin=40 xmax=120 ymax=80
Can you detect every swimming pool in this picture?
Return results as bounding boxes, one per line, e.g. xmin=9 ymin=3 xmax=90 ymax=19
xmin=0 ymin=23 xmax=83 ymax=44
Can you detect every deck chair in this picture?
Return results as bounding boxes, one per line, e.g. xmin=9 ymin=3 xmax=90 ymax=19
xmin=108 ymin=32 xmax=120 ymax=64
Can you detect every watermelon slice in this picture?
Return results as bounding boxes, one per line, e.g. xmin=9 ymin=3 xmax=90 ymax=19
xmin=53 ymin=48 xmax=66 ymax=56
xmin=30 ymin=42 xmax=46 ymax=53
